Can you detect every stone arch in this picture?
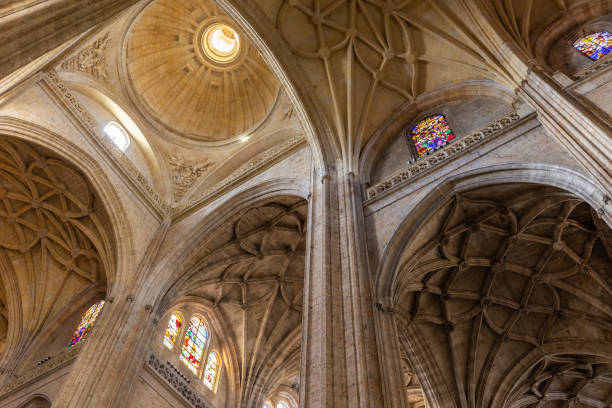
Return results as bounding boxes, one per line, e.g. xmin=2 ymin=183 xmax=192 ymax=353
xmin=0 ymin=120 xmax=131 ymax=383
xmin=492 ymin=341 xmax=612 ymax=407
xmin=532 ymin=0 xmax=612 ymax=74
xmin=377 ymin=164 xmax=610 ymax=407
xmin=0 ymin=116 xmax=133 ymax=284
xmin=377 ymin=163 xmax=610 ymax=305
xmin=359 ymin=80 xmax=516 ymax=186
xmin=17 ymin=395 xmax=51 ymax=408
xmin=152 ymin=186 xmax=309 ymax=408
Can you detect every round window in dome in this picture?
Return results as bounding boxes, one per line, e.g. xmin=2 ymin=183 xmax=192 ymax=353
xmin=203 ymin=23 xmax=241 ymax=63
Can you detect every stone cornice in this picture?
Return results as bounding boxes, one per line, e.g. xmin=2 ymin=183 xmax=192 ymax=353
xmin=365 ymin=111 xmax=523 ymax=202
xmin=0 ymin=346 xmax=81 ymax=397
xmin=145 ymin=352 xmax=212 ymax=408
xmin=38 ymin=69 xmax=171 ymax=219
xmin=574 ymin=54 xmax=612 ymax=80
xmin=173 ymin=133 xmax=308 ymax=222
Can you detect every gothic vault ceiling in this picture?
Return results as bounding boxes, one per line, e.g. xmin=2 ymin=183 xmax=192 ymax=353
xmin=126 ymin=0 xmax=280 ymax=145
xmin=392 ymin=184 xmax=612 ymax=408
xmin=163 ymin=196 xmax=307 ymax=405
xmin=0 ymin=138 xmax=113 ymax=352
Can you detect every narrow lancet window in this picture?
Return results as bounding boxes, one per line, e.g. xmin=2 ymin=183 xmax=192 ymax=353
xmin=68 ymin=301 xmax=105 ymax=348
xmin=574 ymin=31 xmax=612 ymax=61
xmin=203 ymin=351 xmax=220 ymax=390
xmin=163 ymin=313 xmax=182 ymax=350
xmin=410 ymin=114 xmax=455 ymax=157
xmin=180 ymin=315 xmax=209 ymax=374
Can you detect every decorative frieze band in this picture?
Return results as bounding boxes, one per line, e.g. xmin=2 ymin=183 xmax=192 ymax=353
xmin=366 ymin=111 xmax=522 ymax=200
xmin=39 ymin=70 xmax=171 ymax=218
xmin=574 ymin=54 xmax=612 ymax=80
xmin=0 ymin=346 xmax=81 ymax=396
xmin=146 ymin=352 xmax=212 ymax=408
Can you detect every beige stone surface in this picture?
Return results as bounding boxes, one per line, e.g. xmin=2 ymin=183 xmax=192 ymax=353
xmin=0 ymin=1 xmax=610 ymax=408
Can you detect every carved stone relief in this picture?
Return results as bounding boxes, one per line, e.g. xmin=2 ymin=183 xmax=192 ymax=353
xmin=60 ymin=32 xmax=111 ymax=82
xmin=164 ymin=154 xmax=215 ymax=202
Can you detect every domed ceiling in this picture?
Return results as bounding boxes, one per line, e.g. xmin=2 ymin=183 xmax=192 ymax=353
xmin=126 ymin=0 xmax=280 ymax=145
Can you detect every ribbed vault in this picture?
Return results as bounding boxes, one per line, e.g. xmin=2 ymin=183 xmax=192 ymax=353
xmin=0 ymin=138 xmax=113 ymax=367
xmin=163 ymin=196 xmax=307 ymax=406
xmin=392 ymin=184 xmax=612 ymax=408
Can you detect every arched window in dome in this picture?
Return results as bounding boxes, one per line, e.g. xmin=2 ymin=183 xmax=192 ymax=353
xmin=263 ymin=404 xmax=272 ymax=408
xmin=180 ymin=315 xmax=209 ymax=374
xmin=203 ymin=351 xmax=220 ymax=390
xmin=103 ymin=122 xmax=130 ymax=151
xmin=163 ymin=313 xmax=182 ymax=350
xmin=68 ymin=300 xmax=105 ymax=348
xmin=410 ymin=114 xmax=455 ymax=157
xmin=276 ymin=402 xmax=289 ymax=408
xmin=574 ymin=31 xmax=612 ymax=61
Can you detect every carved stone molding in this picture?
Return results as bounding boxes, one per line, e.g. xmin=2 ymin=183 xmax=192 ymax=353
xmin=366 ymin=111 xmax=522 ymax=201
xmin=145 ymin=352 xmax=212 ymax=408
xmin=0 ymin=346 xmax=81 ymax=396
xmin=38 ymin=70 xmax=170 ymax=218
xmin=574 ymin=55 xmax=612 ymax=80
xmin=60 ymin=32 xmax=111 ymax=82
xmin=174 ymin=133 xmax=307 ymax=219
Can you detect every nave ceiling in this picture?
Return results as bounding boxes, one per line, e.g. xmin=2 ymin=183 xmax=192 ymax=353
xmin=0 ymin=137 xmax=114 ymax=374
xmin=158 ymin=196 xmax=307 ymax=406
xmin=54 ymin=0 xmax=304 ymax=207
xmin=391 ymin=184 xmax=612 ymax=408
xmin=45 ymin=0 xmax=610 ymax=208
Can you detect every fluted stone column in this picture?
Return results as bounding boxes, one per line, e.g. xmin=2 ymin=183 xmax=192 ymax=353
xmin=300 ymin=167 xmax=383 ymax=408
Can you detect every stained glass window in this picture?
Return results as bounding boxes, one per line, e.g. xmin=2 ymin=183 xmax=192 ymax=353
xmin=574 ymin=31 xmax=612 ymax=61
xmin=410 ymin=114 xmax=455 ymax=157
xmin=163 ymin=313 xmax=182 ymax=350
xmin=68 ymin=300 xmax=105 ymax=348
xmin=203 ymin=351 xmax=220 ymax=390
xmin=263 ymin=404 xmax=272 ymax=408
xmin=180 ymin=315 xmax=209 ymax=375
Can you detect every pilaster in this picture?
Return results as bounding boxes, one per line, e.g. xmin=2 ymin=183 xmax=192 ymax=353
xmin=300 ymin=166 xmax=383 ymax=408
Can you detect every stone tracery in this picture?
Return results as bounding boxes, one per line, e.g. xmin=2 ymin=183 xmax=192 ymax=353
xmin=393 ymin=184 xmax=612 ymax=408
